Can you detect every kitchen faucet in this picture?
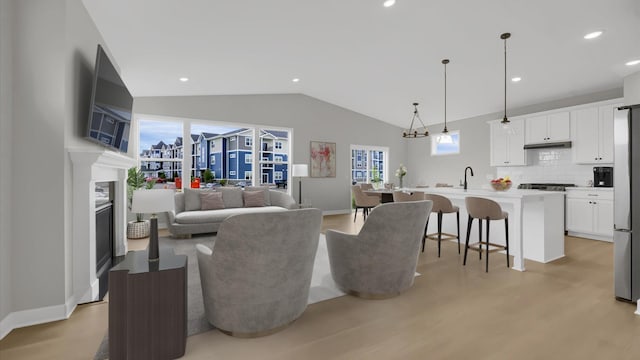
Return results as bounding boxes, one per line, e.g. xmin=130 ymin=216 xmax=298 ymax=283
xmin=464 ymin=166 xmax=474 ymax=190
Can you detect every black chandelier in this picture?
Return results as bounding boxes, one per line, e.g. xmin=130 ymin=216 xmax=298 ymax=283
xmin=402 ymin=102 xmax=429 ymax=138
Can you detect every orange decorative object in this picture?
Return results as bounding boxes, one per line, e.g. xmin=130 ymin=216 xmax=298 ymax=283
xmin=175 ymin=178 xmax=182 ymax=189
xmin=191 ymin=178 xmax=200 ymax=188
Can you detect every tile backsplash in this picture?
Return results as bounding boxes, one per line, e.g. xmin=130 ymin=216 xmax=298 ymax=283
xmin=496 ymin=148 xmax=611 ymax=187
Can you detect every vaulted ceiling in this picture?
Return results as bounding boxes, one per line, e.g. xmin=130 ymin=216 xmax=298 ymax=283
xmin=82 ymin=0 xmax=640 ymax=128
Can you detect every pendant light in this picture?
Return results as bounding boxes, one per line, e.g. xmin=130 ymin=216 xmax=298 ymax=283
xmin=402 ymin=102 xmax=429 ymax=138
xmin=500 ymin=32 xmax=511 ymax=126
xmin=437 ymin=59 xmax=453 ymax=144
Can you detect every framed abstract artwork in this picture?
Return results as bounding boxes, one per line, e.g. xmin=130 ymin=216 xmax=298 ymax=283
xmin=310 ymin=141 xmax=336 ymax=178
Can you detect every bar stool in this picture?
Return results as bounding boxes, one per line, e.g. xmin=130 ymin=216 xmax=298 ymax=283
xmin=423 ymin=194 xmax=460 ymax=257
xmin=463 ymin=197 xmax=509 ymax=272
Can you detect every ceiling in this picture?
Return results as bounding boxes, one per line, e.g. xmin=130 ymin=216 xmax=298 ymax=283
xmin=81 ymin=0 xmax=640 ymax=129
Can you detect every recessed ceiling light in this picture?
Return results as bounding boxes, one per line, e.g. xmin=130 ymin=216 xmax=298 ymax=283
xmin=511 ymin=77 xmax=522 ymax=82
xmin=179 ymin=77 xmax=189 ymax=82
xmin=383 ymin=0 xmax=396 ymax=8
xmin=626 ymin=60 xmax=640 ymax=66
xmin=292 ymin=78 xmax=300 ymax=83
xmin=583 ymin=31 xmax=603 ymax=40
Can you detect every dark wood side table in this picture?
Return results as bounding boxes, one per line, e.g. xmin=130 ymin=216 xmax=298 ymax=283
xmin=109 ymin=248 xmax=187 ymax=360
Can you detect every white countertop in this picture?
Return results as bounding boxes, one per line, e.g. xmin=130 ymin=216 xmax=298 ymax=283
xmin=568 ymin=187 xmax=614 ymax=191
xmin=405 ymin=187 xmax=565 ymax=199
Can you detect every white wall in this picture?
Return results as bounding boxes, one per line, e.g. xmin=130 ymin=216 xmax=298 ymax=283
xmin=10 ymin=0 xmax=67 ymax=314
xmin=406 ymin=88 xmax=623 ymax=188
xmin=1 ymin=0 xmax=115 ymax=338
xmin=133 ymin=94 xmax=408 ymax=212
xmin=0 ymin=0 xmax=14 ymax=327
xmin=624 ymin=71 xmax=640 ymax=106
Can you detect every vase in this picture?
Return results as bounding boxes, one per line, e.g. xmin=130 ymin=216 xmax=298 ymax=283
xmin=399 ymin=178 xmax=403 ymax=189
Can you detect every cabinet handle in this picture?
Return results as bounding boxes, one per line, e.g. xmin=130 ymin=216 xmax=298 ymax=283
xmin=587 ymin=194 xmax=599 ymax=197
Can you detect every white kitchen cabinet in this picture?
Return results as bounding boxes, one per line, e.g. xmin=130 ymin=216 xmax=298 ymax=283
xmin=565 ymin=188 xmax=613 ymax=241
xmin=490 ymin=118 xmax=526 ymax=166
xmin=572 ymin=105 xmax=616 ymax=164
xmin=524 ymin=111 xmax=570 ymax=144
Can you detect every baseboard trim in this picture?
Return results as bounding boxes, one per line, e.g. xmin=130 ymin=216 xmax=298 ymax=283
xmin=0 ymin=303 xmax=68 ymax=340
xmin=567 ymin=231 xmax=612 ymax=242
xmin=323 ymin=209 xmax=352 ymax=216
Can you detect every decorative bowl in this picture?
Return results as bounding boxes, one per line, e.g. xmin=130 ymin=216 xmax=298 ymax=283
xmin=490 ymin=181 xmax=512 ymax=191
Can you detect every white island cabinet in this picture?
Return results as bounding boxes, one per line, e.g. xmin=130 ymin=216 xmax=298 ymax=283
xmin=408 ymin=187 xmax=566 ymax=271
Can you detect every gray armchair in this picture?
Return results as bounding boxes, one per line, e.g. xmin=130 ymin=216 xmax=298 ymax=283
xmin=196 ymin=208 xmax=322 ymax=337
xmin=326 ymin=200 xmax=433 ymax=299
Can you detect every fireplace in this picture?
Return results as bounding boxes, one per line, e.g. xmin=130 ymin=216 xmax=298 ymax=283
xmin=69 ymin=149 xmax=136 ymax=304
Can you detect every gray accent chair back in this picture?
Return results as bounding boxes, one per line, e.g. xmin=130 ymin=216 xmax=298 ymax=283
xmin=326 ymin=200 xmax=433 ymax=298
xmin=196 ymin=208 xmax=322 ymax=337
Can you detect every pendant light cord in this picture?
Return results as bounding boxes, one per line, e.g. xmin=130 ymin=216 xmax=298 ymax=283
xmin=444 ymin=61 xmax=448 ymax=133
xmin=500 ymin=32 xmax=511 ymax=124
xmin=504 ymin=36 xmax=507 ymax=122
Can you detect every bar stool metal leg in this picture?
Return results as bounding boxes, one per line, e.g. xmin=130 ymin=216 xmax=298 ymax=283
xmin=463 ymin=215 xmax=473 ymax=265
xmin=422 ymin=216 xmax=430 ymax=253
xmin=485 ymin=217 xmax=490 ymax=272
xmin=505 ymin=218 xmax=510 ymax=268
xmin=437 ymin=211 xmax=443 ymax=257
xmin=478 ymin=217 xmax=483 ymax=260
xmin=456 ymin=210 xmax=460 ymax=254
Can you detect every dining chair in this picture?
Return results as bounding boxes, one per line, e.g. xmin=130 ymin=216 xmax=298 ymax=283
xmin=352 ymin=185 xmax=380 ymax=222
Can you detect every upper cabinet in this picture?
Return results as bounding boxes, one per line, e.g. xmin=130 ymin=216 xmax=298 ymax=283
xmin=490 ymin=119 xmax=526 ymax=167
xmin=572 ymin=105 xmax=617 ymax=164
xmin=524 ymin=111 xmax=570 ymax=145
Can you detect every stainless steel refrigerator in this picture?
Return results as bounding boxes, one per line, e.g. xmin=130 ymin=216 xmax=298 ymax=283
xmin=614 ymin=104 xmax=640 ymax=302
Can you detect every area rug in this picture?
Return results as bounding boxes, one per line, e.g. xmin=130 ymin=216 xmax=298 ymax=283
xmin=94 ymin=233 xmax=343 ymax=359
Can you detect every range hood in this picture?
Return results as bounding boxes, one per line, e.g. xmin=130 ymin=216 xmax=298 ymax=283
xmin=523 ymin=141 xmax=572 ymax=150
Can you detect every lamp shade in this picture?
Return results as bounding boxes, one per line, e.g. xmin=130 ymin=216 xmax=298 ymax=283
xmin=131 ymin=189 xmax=174 ymax=214
xmin=292 ymin=164 xmax=309 ymax=177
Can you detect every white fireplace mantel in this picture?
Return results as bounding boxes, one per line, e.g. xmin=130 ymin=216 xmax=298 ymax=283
xmin=68 ymin=148 xmax=136 ymax=304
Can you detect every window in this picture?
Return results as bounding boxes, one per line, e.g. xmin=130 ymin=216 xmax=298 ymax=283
xmin=210 ymin=155 xmax=215 ymax=165
xmin=274 ymin=171 xmax=283 ymax=180
xmin=230 ymin=170 xmax=236 ymax=176
xmin=274 ymin=155 xmax=283 ymax=163
xmin=245 ymin=154 xmax=252 ymax=163
xmin=275 ymin=141 xmax=283 ymax=150
xmin=230 ymin=153 xmax=236 ymax=159
xmin=350 ymin=145 xmax=388 ymax=184
xmin=245 ymin=137 xmax=253 ymax=147
xmin=431 ymin=130 xmax=460 ymax=156
xmin=245 ymin=171 xmax=252 ymax=180
xmin=210 ymin=142 xmax=215 ymax=150
xmin=230 ymin=137 xmax=236 ymax=142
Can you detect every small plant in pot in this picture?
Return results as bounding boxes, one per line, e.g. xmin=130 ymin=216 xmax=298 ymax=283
xmin=126 ymin=167 xmax=156 ymax=239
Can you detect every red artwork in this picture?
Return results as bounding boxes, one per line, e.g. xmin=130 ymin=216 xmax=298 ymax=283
xmin=310 ymin=141 xmax=336 ymax=178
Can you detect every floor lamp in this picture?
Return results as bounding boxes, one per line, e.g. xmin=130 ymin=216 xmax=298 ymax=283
xmin=292 ymin=164 xmax=309 ymax=206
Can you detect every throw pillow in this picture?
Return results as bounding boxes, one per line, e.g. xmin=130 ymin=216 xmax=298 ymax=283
xmin=200 ymin=192 xmax=225 ymax=210
xmin=218 ymin=187 xmax=244 ymax=208
xmin=243 ymin=190 xmax=265 ymax=208
xmin=245 ymin=186 xmax=271 ymax=206
xmin=184 ymin=188 xmax=202 ymax=211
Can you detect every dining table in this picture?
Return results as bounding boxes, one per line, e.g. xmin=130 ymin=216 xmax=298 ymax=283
xmin=362 ymin=189 xmax=395 ymax=203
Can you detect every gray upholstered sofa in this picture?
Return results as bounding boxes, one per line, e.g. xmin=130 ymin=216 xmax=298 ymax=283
xmin=196 ymin=208 xmax=322 ymax=336
xmin=164 ymin=187 xmax=297 ymax=237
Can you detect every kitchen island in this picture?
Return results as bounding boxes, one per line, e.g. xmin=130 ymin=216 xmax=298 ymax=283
xmin=406 ymin=187 xmax=565 ymax=271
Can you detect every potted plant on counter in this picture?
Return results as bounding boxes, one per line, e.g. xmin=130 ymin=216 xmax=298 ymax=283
xmin=126 ymin=167 xmax=156 ymax=239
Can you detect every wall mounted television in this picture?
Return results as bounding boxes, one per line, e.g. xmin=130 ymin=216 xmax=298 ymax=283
xmin=85 ymin=44 xmax=133 ymax=153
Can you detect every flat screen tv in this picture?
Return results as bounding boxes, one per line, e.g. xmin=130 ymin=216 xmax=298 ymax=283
xmin=86 ymin=44 xmax=133 ymax=153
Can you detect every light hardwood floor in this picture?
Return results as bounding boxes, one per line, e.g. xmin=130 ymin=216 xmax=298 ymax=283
xmin=2 ymin=214 xmax=640 ymax=359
